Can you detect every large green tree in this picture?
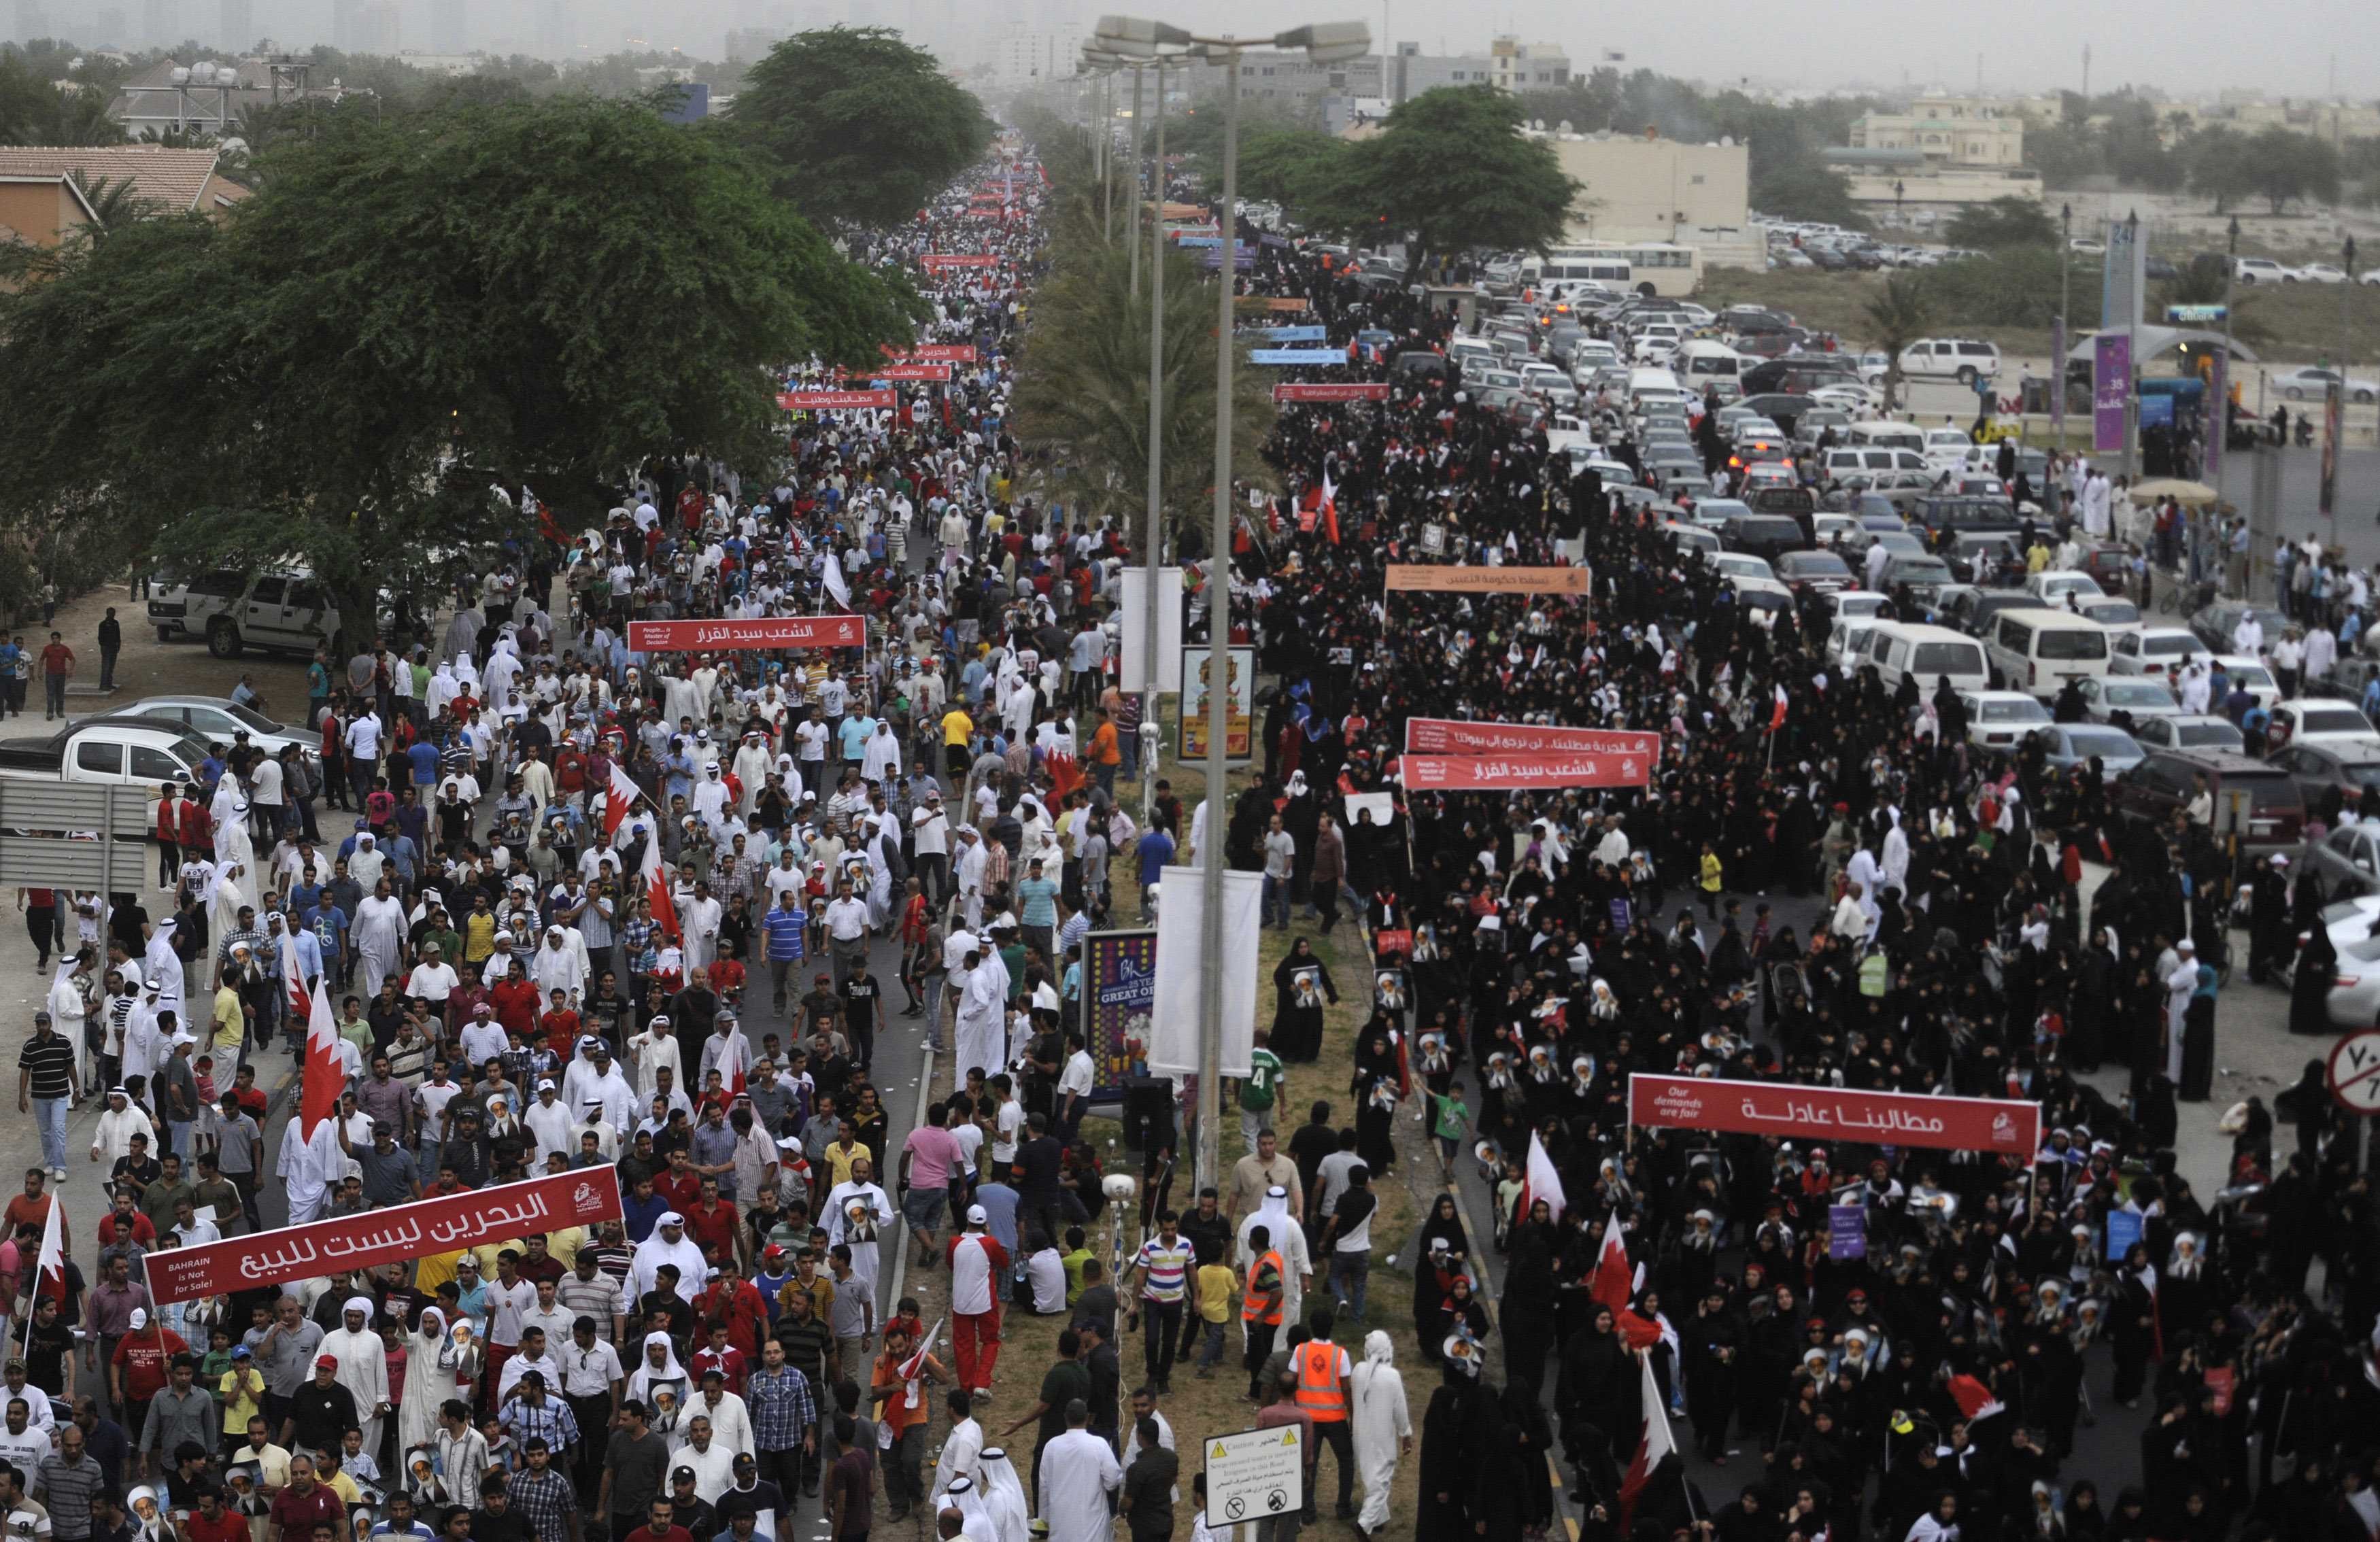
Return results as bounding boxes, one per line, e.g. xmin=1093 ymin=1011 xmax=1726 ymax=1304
xmin=1316 ymin=86 xmax=1576 ymax=275
xmin=0 ymin=95 xmax=919 ymax=636
xmin=732 ymin=27 xmax=994 ymax=226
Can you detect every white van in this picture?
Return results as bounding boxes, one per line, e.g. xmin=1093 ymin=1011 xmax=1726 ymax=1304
xmin=1863 ymin=621 xmax=1988 ymax=697
xmin=1846 ymin=421 xmax=1928 ymax=455
xmin=1627 ymin=366 xmax=1692 ymax=411
xmin=1673 ymin=340 xmax=1746 ymax=388
xmin=1984 ymin=609 xmax=2112 ymax=696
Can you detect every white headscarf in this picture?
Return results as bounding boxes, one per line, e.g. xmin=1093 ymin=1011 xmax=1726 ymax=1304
xmin=976 ymin=1448 xmax=1030 ymax=1542
xmin=626 ymin=1330 xmax=688 ymax=1406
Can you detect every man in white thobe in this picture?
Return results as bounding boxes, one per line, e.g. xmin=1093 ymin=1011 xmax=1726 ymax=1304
xmin=1037 ymin=1409 xmax=1120 ymax=1542
xmin=530 ymin=928 xmax=585 ymax=1007
xmin=952 ymin=957 xmax=1006 ymax=1084
xmin=823 ymin=1159 xmax=894 ymax=1298
xmin=320 ymin=1296 xmax=391 ymax=1455
xmin=2165 ymin=942 xmax=2199 ymax=1082
xmin=277 ymin=1114 xmax=344 ymax=1224
xmin=626 ymin=1214 xmax=709 ymax=1305
xmin=932 ymin=1401 xmax=984 ymax=1503
xmin=1235 ymin=1186 xmax=1314 ymax=1329
xmin=352 ymin=883 xmax=408 ymax=1000
xmin=1350 ymin=1329 xmax=1412 ymax=1534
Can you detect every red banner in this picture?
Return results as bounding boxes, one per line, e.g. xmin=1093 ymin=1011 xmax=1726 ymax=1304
xmin=883 ymin=344 xmax=979 ymax=363
xmin=1404 ymin=720 xmax=1661 ymax=758
xmin=1626 ymin=1074 xmax=2041 ymax=1158
xmin=1400 ymin=751 xmax=1654 ymax=790
xmin=920 ymin=254 xmax=1000 ymax=269
xmin=628 ymin=616 xmax=866 ymax=652
xmin=1274 ymin=383 xmax=1391 ymax=402
xmin=877 ymin=363 xmax=952 ymax=382
xmin=779 ymin=390 xmax=894 ymax=411
xmin=148 ymin=1169 xmax=625 ymax=1305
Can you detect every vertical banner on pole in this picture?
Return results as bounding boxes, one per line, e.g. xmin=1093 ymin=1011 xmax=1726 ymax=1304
xmin=2205 ymin=345 xmax=2227 ymax=483
xmin=2049 ymin=316 xmax=2067 ymax=442
xmin=2093 ymin=333 xmax=2132 ymax=454
xmin=2322 ymin=380 xmax=2343 ymax=517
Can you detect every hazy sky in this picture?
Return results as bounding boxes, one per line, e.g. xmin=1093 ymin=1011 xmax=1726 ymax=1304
xmin=142 ymin=0 xmax=2380 ymax=99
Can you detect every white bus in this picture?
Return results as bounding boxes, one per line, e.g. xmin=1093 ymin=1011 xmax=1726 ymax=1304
xmin=1523 ymin=242 xmax=1702 ymax=298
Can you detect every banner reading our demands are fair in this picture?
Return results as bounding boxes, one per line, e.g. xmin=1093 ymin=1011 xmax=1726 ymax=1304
xmin=1404 ymin=719 xmax=1661 ymax=759
xmin=1382 ymin=564 xmax=1590 ymax=596
xmin=148 ymin=1169 xmax=626 ymax=1305
xmin=1627 ymin=1073 xmax=2041 ymax=1157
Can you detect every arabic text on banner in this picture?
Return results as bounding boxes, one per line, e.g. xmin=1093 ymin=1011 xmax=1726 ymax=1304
xmin=1625 ymin=1072 xmax=2041 ymax=1157
xmin=778 ymin=390 xmax=896 ymax=411
xmin=1274 ymin=383 xmax=1391 ymax=403
xmin=146 ymin=1168 xmax=626 ymax=1305
xmin=1403 ymin=719 xmax=1662 ymax=759
xmin=1382 ymin=564 xmax=1591 ymax=596
xmin=1079 ymin=929 xmax=1157 ymax=1100
xmin=626 ymin=617 xmax=866 ymax=652
xmin=1399 ymin=751 xmax=1654 ymax=791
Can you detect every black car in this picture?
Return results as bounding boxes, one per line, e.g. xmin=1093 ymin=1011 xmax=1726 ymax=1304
xmin=1741 ymin=358 xmax=1863 ymax=396
xmin=1914 ymin=494 xmax=2021 ymax=549
xmin=1721 ymin=513 xmax=1809 ymax=566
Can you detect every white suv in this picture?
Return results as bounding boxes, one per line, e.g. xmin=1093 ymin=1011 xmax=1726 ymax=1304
xmin=2234 ymin=257 xmax=2292 ymax=284
xmin=1898 ymin=338 xmax=2001 ymax=383
xmin=148 ymin=568 xmax=345 ymax=659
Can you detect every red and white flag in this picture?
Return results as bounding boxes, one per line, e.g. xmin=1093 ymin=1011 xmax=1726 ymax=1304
xmin=1767 ymin=684 xmax=1788 ymax=734
xmin=1948 ymin=1372 xmax=2004 ymax=1424
xmin=602 ymin=761 xmax=644 ymax=846
xmin=19 ymin=1183 xmax=63 ymax=1353
xmin=1618 ymin=1350 xmax=1679 ymax=1526
xmin=638 ymin=824 xmax=682 ymax=946
xmin=279 ymin=929 xmax=311 ymax=1023
xmin=1591 ymin=1207 xmax=1639 ymax=1312
xmin=1516 ymin=1129 xmax=1567 ymax=1225
xmin=1320 ymin=468 xmax=1341 ymax=546
xmin=896 ymin=1316 xmax=946 ymax=1382
xmin=299 ymin=976 xmax=343 ymax=1141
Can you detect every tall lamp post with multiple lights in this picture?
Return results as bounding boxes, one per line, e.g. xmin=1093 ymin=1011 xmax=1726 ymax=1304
xmin=1095 ymin=13 xmax=1372 ymax=1194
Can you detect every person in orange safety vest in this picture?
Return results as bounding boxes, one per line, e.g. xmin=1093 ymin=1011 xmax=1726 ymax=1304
xmin=1242 ymin=1225 xmax=1285 ymax=1400
xmin=1293 ymin=1307 xmax=1356 ymax=1522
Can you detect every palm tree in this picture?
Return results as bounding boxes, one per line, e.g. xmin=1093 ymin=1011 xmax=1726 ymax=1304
xmin=51 ymin=91 xmax=127 ymax=147
xmin=65 ymin=171 xmax=150 ymax=245
xmin=1863 ymin=274 xmax=1935 ymax=413
xmin=1013 ymin=239 xmax=1277 ymax=547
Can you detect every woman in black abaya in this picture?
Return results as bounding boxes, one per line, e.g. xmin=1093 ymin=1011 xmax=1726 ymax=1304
xmin=2289 ymin=924 xmax=2339 ymax=1035
xmin=1269 ymin=939 xmax=1338 ymax=1061
xmin=2179 ymin=962 xmax=2217 ymax=1102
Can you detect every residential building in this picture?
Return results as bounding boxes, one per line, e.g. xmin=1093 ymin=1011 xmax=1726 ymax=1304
xmin=1537 ymin=130 xmax=1760 ymax=269
xmin=0 ymin=167 xmax=92 ymax=252
xmin=1830 ymin=95 xmax=2041 ymax=214
xmin=983 ymin=31 xmax=1078 ymax=89
xmin=0 ymin=145 xmax=251 ymax=221
xmin=1176 ymin=35 xmax=1568 ymax=115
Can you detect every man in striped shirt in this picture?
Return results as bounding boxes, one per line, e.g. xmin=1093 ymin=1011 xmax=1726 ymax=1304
xmin=761 ymin=891 xmax=808 ymax=1017
xmin=1121 ymin=1212 xmax=1196 ymax=1395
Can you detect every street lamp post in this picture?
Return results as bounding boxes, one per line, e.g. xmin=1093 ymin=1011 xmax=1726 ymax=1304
xmin=1127 ymin=64 xmax=1144 ymax=298
xmin=2220 ymin=215 xmax=2238 ymax=491
xmin=1141 ymin=58 xmax=1169 ymax=829
xmin=2059 ymin=203 xmax=2071 ymax=450
xmin=1098 ymin=12 xmax=1372 ymax=1195
xmin=2123 ymin=209 xmax=2140 ymax=483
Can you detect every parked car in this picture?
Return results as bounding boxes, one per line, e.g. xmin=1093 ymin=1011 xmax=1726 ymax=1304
xmin=2028 ymin=723 xmax=2146 ymax=774
xmin=0 ymin=717 xmax=213 ymax=797
xmin=2274 ymin=366 xmax=2379 ymax=405
xmin=126 ymin=696 xmax=314 ymax=760
xmin=2234 ymin=256 xmax=2293 ymax=284
xmin=1897 ymin=338 xmax=2002 ymax=383
xmin=2268 ymin=700 xmax=2380 ymax=754
xmin=148 ymin=568 xmax=345 ymax=659
xmin=2130 ymin=715 xmax=2246 ymax=754
xmin=2209 ymin=655 xmax=2281 ymax=713
xmin=2071 ymin=594 xmax=2144 ymax=632
xmin=2073 ymin=674 xmax=2183 ymax=727
xmin=2302 ymin=819 xmax=2380 ymax=896
xmin=2111 ymin=626 xmax=2208 ymax=680
xmin=1956 ymin=689 xmax=2053 ymax=749
xmin=2310 ymin=933 xmax=2380 ymax=1027
xmin=2114 ymin=749 xmax=2306 ymax=853
xmin=2270 ymin=742 xmax=2380 ymax=808
xmin=2275 ymin=896 xmax=2380 ymax=994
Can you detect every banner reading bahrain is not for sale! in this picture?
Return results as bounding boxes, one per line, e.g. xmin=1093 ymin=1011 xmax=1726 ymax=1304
xmin=1382 ymin=564 xmax=1591 ymax=596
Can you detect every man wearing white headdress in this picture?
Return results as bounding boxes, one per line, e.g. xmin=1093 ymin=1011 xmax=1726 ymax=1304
xmin=731 ymin=734 xmax=773 ymax=817
xmin=1236 ymin=1186 xmax=1313 ymax=1329
xmin=349 ymin=831 xmax=386 ymax=892
xmin=483 ymin=635 xmax=523 ymax=706
xmin=1350 ymin=1329 xmax=1412 ymax=1535
xmin=938 ymin=1477 xmax=998 ymax=1541
xmin=627 ymin=1213 xmax=709 ymax=1305
xmin=352 ymin=878 xmax=408 ymax=1000
xmin=862 ymin=817 xmax=898 ymax=929
xmin=399 ymin=1307 xmax=456 ymax=1455
xmin=142 ymin=919 xmax=184 ymax=1016
xmin=951 ymin=950 xmax=1006 ymax=1084
xmin=974 ymin=1447 xmax=1029 ymax=1542
xmin=953 ymin=827 xmax=988 ymax=931
xmin=530 ymin=927 xmax=585 ymax=1007
xmin=320 ymin=1295 xmax=392 ymax=1455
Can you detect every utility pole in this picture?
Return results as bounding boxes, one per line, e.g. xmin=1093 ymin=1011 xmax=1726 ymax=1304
xmin=1140 ymin=58 xmax=1168 ymax=827
xmin=1200 ymin=49 xmax=1240 ymax=1199
xmin=2058 ymin=202 xmax=2071 ymax=447
xmin=1127 ymin=64 xmax=1144 ymax=299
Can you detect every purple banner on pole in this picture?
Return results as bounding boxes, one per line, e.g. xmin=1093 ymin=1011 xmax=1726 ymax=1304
xmin=2093 ymin=332 xmax=2131 ymax=454
xmin=2205 ymin=345 xmax=2227 ymax=482
xmin=1828 ymin=1205 xmax=1867 ymax=1259
xmin=2049 ymin=316 xmax=2067 ymax=440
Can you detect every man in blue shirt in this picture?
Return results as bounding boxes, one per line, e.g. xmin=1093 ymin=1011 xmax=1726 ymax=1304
xmin=1134 ymin=826 xmax=1174 ymax=919
xmin=761 ymin=890 xmax=809 ymax=1016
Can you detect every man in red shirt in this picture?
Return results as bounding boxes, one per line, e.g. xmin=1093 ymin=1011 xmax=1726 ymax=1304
xmin=184 ymin=1483 xmax=250 ymax=1542
xmin=267 ymin=1455 xmax=347 ymax=1542
xmin=37 ymin=632 xmax=73 ymax=720
xmin=111 ymin=1305 xmax=188 ymax=1434
xmin=683 ymin=1179 xmax=739 ymax=1263
xmin=689 ymin=1320 xmax=749 ymax=1397
xmin=2 ymin=1170 xmax=64 ymax=1255
xmin=652 ymin=1148 xmax=702 ymax=1215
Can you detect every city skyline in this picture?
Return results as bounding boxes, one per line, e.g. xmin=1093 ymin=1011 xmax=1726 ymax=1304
xmin=11 ymin=0 xmax=2377 ymax=99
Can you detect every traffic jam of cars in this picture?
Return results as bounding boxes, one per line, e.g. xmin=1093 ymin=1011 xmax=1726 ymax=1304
xmin=1429 ymin=261 xmax=2380 ymax=1031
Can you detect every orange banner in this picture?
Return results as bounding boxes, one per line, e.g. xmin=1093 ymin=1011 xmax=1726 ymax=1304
xmin=1382 ymin=564 xmax=1590 ymax=596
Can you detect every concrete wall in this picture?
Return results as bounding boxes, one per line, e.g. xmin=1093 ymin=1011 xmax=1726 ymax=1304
xmin=1548 ymin=135 xmax=1750 ymax=244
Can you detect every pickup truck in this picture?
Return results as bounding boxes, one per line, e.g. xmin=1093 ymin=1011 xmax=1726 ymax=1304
xmin=0 ymin=717 xmax=215 ymax=793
